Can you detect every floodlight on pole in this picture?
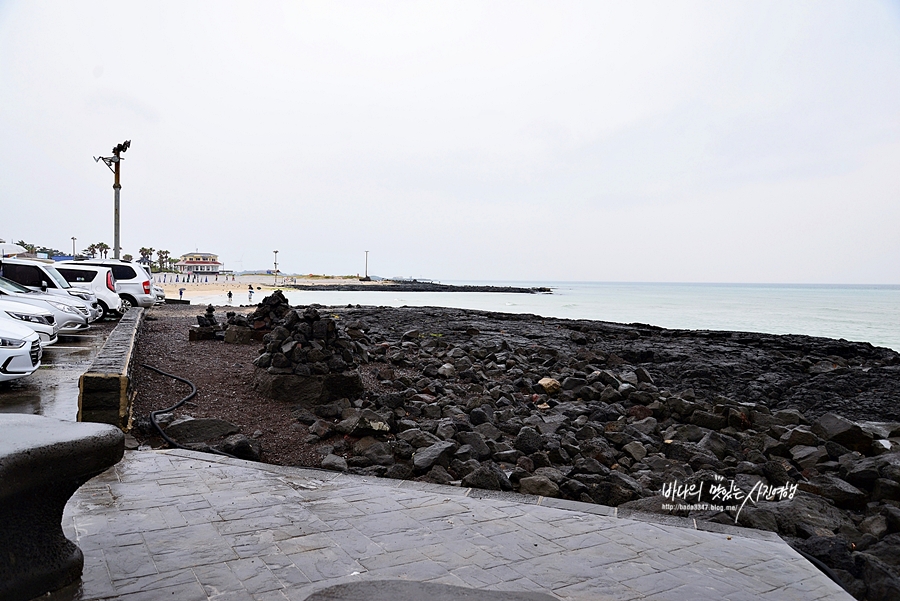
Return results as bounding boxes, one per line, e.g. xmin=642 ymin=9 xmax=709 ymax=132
xmin=94 ymin=140 xmax=131 ymax=259
xmin=273 ymin=250 xmax=279 ymax=285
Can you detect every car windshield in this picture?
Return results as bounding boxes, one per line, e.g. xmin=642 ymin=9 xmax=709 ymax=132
xmin=44 ymin=266 xmax=72 ymax=289
xmin=0 ymin=276 xmax=35 ymax=294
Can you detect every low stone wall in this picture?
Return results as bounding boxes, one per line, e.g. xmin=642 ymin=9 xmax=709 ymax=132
xmin=78 ymin=307 xmax=145 ymax=430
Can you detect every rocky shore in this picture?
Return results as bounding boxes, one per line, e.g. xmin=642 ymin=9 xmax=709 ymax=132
xmin=136 ymin=293 xmax=900 ymax=599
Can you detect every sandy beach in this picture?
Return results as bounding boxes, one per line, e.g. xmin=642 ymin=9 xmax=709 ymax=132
xmin=155 ymin=274 xmax=384 ymax=301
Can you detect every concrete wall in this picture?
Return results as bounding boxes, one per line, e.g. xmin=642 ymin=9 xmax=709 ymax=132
xmin=78 ymin=307 xmax=144 ymax=430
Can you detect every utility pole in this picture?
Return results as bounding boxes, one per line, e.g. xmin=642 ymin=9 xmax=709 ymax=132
xmin=71 ymin=237 xmax=77 ymax=258
xmin=94 ymin=140 xmax=131 ymax=259
xmin=273 ymin=250 xmax=279 ymax=285
xmin=365 ymin=251 xmax=369 ymax=278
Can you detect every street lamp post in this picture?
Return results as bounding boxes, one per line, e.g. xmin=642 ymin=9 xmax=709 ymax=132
xmin=273 ymin=250 xmax=279 ymax=285
xmin=94 ymin=140 xmax=131 ymax=259
xmin=71 ymin=237 xmax=76 ymax=258
xmin=365 ymin=251 xmax=369 ymax=278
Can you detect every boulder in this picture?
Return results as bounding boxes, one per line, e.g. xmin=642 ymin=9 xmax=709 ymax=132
xmin=219 ymin=434 xmax=261 ymax=461
xmin=413 ymin=441 xmax=457 ymax=471
xmin=690 ymin=411 xmax=728 ymax=431
xmin=224 ymin=325 xmax=254 ymax=344
xmin=437 ymin=363 xmax=457 ymax=378
xmin=514 ymin=427 xmax=544 ymax=455
xmin=165 ymin=418 xmax=239 ymax=444
xmin=253 ymin=371 xmax=363 ymax=405
xmin=780 ymin=426 xmax=820 ymax=448
xmin=461 ymin=463 xmax=513 ymax=491
xmin=790 ymin=445 xmax=828 ymax=469
xmin=622 ymin=441 xmax=647 ymax=462
xmin=518 ymin=476 xmax=560 ymax=497
xmin=761 ymin=493 xmax=855 ymax=538
xmin=322 ymin=454 xmax=348 ymax=472
xmin=455 ymin=431 xmax=491 ymax=460
xmin=798 ymin=475 xmax=868 ymax=510
xmin=537 ymin=377 xmax=561 ymax=395
xmin=812 ymin=413 xmax=873 ymax=454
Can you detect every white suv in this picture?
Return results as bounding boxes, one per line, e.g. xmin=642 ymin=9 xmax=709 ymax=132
xmin=0 ymin=257 xmax=101 ymax=321
xmin=59 ymin=259 xmax=155 ymax=311
xmin=0 ymin=320 xmax=41 ymax=382
xmin=55 ymin=264 xmax=124 ymax=318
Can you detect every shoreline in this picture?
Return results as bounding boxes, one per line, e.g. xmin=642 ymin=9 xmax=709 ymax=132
xmin=157 ymin=275 xmax=550 ymax=301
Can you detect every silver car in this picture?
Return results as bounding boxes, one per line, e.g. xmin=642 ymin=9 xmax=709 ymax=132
xmin=0 ymin=298 xmax=58 ymax=347
xmin=0 ymin=276 xmax=89 ymax=334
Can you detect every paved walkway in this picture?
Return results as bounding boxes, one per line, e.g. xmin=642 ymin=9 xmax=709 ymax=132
xmin=55 ymin=450 xmax=852 ymax=601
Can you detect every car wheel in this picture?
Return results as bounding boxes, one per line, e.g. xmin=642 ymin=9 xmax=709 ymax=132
xmin=98 ymin=300 xmax=110 ymax=319
xmin=121 ymin=296 xmax=135 ymax=312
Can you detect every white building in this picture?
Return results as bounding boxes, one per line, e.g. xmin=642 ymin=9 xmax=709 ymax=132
xmin=174 ymin=252 xmax=222 ymax=275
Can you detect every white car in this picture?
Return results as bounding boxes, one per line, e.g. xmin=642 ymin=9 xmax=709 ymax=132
xmin=59 ymin=259 xmax=155 ymax=311
xmin=0 ymin=320 xmax=42 ymax=382
xmin=54 ymin=264 xmax=124 ymax=318
xmin=0 ymin=257 xmax=101 ymax=321
xmin=0 ymin=299 xmax=58 ymax=347
xmin=0 ymin=276 xmax=90 ymax=334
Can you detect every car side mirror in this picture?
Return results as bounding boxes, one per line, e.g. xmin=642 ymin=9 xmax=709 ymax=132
xmin=40 ymin=280 xmax=48 ymax=292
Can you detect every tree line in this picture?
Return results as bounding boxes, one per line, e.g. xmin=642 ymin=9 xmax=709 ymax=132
xmin=9 ymin=240 xmax=178 ymax=272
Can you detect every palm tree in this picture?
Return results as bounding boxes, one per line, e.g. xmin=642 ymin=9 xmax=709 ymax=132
xmin=156 ymin=250 xmax=170 ymax=272
xmin=15 ymin=240 xmax=36 ymax=254
xmin=84 ymin=243 xmax=98 ymax=258
xmin=123 ymin=253 xmax=134 ymax=262
xmin=96 ymin=242 xmax=110 ymax=259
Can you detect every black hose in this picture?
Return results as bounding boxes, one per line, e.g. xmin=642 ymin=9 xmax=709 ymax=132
xmin=141 ymin=364 xmax=237 ymax=459
xmin=795 ymin=548 xmax=853 ymax=595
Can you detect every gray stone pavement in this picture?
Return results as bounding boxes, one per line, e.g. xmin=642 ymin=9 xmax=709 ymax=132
xmin=53 ymin=449 xmax=853 ymax=601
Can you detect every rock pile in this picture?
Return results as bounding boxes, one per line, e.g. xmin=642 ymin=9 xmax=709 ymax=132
xmin=246 ymin=293 xmax=367 ymax=404
xmin=188 ymin=304 xmax=226 ymax=341
xmin=245 ymin=294 xmax=900 ymax=598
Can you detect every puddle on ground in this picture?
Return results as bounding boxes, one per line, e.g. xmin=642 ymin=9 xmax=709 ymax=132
xmin=0 ymin=329 xmax=114 ymax=421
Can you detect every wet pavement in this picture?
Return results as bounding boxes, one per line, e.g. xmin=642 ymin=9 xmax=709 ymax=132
xmin=0 ymin=320 xmax=116 ymax=420
xmin=55 ymin=449 xmax=854 ymax=601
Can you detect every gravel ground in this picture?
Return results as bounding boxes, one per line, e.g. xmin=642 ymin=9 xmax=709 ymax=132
xmin=130 ymin=303 xmax=403 ymax=467
xmin=131 ymin=304 xmax=319 ymax=466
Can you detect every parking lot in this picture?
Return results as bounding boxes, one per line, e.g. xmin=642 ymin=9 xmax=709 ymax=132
xmin=0 ymin=318 xmax=117 ymax=420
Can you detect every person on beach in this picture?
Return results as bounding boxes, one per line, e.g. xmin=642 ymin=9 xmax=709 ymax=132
xmin=179 ymin=287 xmax=185 ymax=300
xmin=227 ymin=290 xmax=233 ymax=304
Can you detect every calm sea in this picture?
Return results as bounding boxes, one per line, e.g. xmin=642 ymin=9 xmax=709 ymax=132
xmin=192 ymin=282 xmax=900 ymax=352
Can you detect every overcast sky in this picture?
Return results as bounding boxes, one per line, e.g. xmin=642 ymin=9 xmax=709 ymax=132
xmin=1 ymin=1 xmax=898 ymax=283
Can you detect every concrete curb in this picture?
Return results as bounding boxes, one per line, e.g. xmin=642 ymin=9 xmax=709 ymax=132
xmin=78 ymin=307 xmax=145 ymax=430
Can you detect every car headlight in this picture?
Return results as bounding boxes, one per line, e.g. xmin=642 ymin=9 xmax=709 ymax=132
xmin=47 ymin=301 xmax=79 ymax=314
xmin=6 ymin=311 xmax=46 ymax=324
xmin=68 ymin=290 xmax=92 ymax=301
xmin=0 ymin=336 xmax=26 ymax=348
